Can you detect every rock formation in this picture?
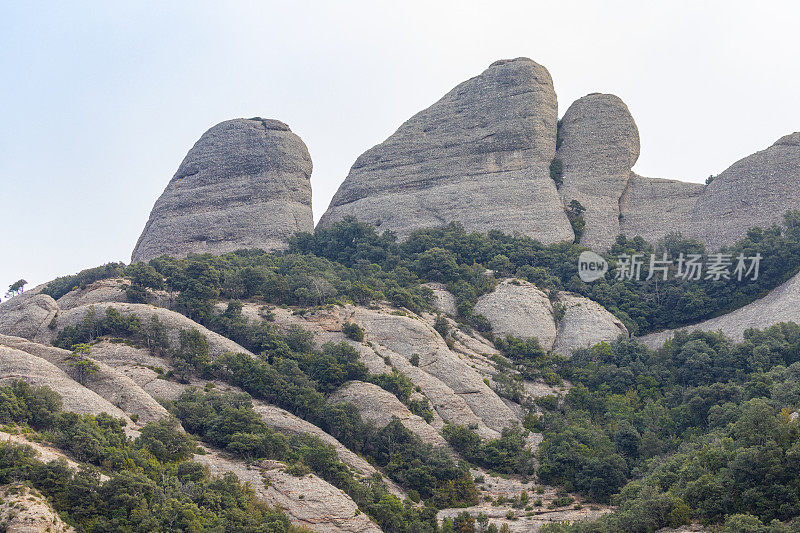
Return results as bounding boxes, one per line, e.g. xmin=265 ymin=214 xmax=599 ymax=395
xmin=688 ymin=132 xmax=800 ymax=249
xmin=474 ymin=280 xmax=557 ymax=347
xmin=315 ymin=57 xmax=799 ymax=252
xmin=556 ymin=93 xmax=640 ymax=250
xmin=0 ymin=345 xmax=131 ymax=422
xmin=318 ymin=58 xmax=574 ymax=243
xmin=641 ymin=269 xmax=800 ymax=348
xmin=474 ymin=279 xmax=628 ymax=354
xmin=0 ymin=484 xmax=75 ymax=533
xmin=557 ymin=96 xmax=799 ymax=250
xmin=329 ymin=381 xmax=448 ymax=447
xmin=0 ymin=290 xmax=58 ymax=340
xmin=618 ymin=174 xmax=705 ymax=244
xmin=132 ymin=118 xmax=313 ymax=262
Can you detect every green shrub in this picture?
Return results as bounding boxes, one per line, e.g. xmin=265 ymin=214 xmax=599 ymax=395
xmin=342 ymin=322 xmax=364 ymax=342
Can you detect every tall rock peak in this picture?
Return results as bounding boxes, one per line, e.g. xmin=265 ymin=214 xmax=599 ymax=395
xmin=556 ymin=93 xmax=640 ymax=250
xmin=131 ymin=118 xmax=313 ymax=262
xmin=318 ymin=58 xmax=574 ymax=243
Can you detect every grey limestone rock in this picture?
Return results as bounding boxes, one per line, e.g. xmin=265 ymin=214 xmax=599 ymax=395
xmin=0 ymin=291 xmax=58 ymax=340
xmin=318 ymin=58 xmax=574 ymax=243
xmin=132 ymin=118 xmax=313 ymax=262
xmin=474 ymin=279 xmax=627 ymax=355
xmin=557 ymin=93 xmax=640 ymax=250
xmin=329 ymin=380 xmax=448 ymax=447
xmin=689 ymin=132 xmax=800 ymax=249
xmin=641 ymin=268 xmax=800 ymax=348
xmin=0 ymin=484 xmax=75 ymax=533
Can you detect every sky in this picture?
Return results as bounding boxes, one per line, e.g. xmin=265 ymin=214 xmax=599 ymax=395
xmin=2 ymin=1 xmax=799 ymax=295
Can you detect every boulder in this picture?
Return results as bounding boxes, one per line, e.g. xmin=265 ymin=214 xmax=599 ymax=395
xmin=132 ymin=118 xmax=313 ymax=262
xmin=0 ymin=292 xmax=58 ymax=340
xmin=474 ymin=280 xmax=628 ymax=355
xmin=557 ymin=93 xmax=640 ymax=250
xmin=318 ymin=58 xmax=574 ymax=243
xmin=552 ymin=293 xmax=628 ymax=355
xmin=474 ymin=280 xmax=557 ymax=349
xmin=329 ymin=381 xmax=447 ymax=447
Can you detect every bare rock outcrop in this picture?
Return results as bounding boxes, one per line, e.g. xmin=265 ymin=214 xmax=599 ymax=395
xmin=619 ymin=174 xmax=705 ymax=244
xmin=557 ymin=93 xmax=640 ymax=250
xmin=0 ymin=484 xmax=75 ymax=533
xmin=261 ymin=303 xmax=511 ymax=438
xmin=350 ymin=306 xmax=517 ymax=436
xmin=689 ymin=132 xmax=800 ymax=249
xmin=0 ymin=292 xmax=58 ymax=340
xmin=318 ymin=58 xmax=573 ymax=243
xmin=329 ymin=381 xmax=447 ymax=447
xmin=132 ymin=118 xmax=313 ymax=263
xmin=424 ymin=282 xmax=458 ymax=315
xmin=641 ymin=269 xmax=800 ymax=348
xmin=196 ymin=453 xmax=381 ymax=533
xmin=474 ymin=280 xmax=557 ymax=349
xmin=0 ymin=345 xmax=130 ymax=422
xmin=0 ymin=334 xmax=169 ymax=423
xmin=55 ymin=278 xmax=129 ymax=310
xmin=42 ymin=302 xmax=251 ymax=357
xmin=552 ymin=293 xmax=628 ymax=355
xmin=475 ymin=279 xmax=627 ymax=355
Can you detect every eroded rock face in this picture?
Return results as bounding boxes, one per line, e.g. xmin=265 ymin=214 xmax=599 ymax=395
xmin=689 ymin=132 xmax=800 ymax=249
xmin=132 ymin=118 xmax=313 ymax=262
xmin=557 ymin=93 xmax=640 ymax=250
xmin=42 ymin=302 xmax=252 ymax=358
xmin=0 ymin=345 xmax=130 ymax=422
xmin=0 ymin=484 xmax=75 ymax=533
xmin=474 ymin=280 xmax=557 ymax=349
xmin=319 ymin=58 xmax=574 ymax=243
xmin=620 ymin=133 xmax=800 ymax=249
xmin=475 ymin=279 xmax=627 ymax=355
xmin=0 ymin=335 xmax=169 ymax=424
xmin=641 ymin=269 xmax=800 ymax=348
xmin=0 ymin=292 xmax=58 ymax=340
xmin=619 ymin=174 xmax=704 ymax=244
xmin=424 ymin=283 xmax=458 ymax=315
xmin=350 ymin=306 xmax=518 ymax=436
xmin=195 ymin=453 xmax=382 ymax=533
xmin=329 ymin=381 xmax=447 ymax=447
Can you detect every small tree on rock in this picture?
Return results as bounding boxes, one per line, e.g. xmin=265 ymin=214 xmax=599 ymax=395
xmin=68 ymin=343 xmax=99 ymax=385
xmin=5 ymin=279 xmax=27 ymax=298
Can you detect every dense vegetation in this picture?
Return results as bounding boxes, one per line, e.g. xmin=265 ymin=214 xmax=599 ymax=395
xmin=168 ymin=388 xmax=448 ymax=533
xmin=45 ymin=213 xmax=800 ymax=337
xmin=36 ymin=215 xmax=800 ymax=530
xmin=0 ymin=380 xmax=298 ymax=532
xmin=53 ymin=303 xmax=477 ymax=530
xmin=533 ymin=324 xmax=800 ymax=532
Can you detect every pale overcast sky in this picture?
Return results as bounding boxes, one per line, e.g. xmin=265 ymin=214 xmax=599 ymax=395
xmin=2 ymin=1 xmax=799 ymax=294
